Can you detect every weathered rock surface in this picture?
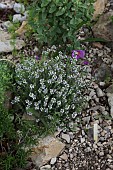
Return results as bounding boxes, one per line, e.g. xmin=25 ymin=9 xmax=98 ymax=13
xmin=93 ymin=11 xmax=113 ymax=42
xmin=30 ymin=136 xmax=65 ymax=167
xmin=94 ymin=63 xmax=112 ymax=82
xmin=93 ymin=0 xmax=108 ymax=20
xmin=0 ymin=29 xmax=25 ymax=53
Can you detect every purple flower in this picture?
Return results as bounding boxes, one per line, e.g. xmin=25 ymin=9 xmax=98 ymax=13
xmin=35 ymin=55 xmax=40 ymax=60
xmin=83 ymin=60 xmax=89 ymax=65
xmin=72 ymin=50 xmax=85 ymax=60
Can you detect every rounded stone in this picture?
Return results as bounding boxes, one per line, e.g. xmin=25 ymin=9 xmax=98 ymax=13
xmin=13 ymin=3 xmax=25 ymax=14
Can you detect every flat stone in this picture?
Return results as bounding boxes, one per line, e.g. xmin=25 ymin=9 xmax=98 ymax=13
xmin=30 ymin=135 xmax=65 ymax=167
xmin=106 ymin=84 xmax=113 ymax=93
xmin=96 ymin=87 xmax=105 ymax=97
xmin=80 ymin=138 xmax=85 ymax=143
xmin=0 ymin=30 xmax=25 ymax=53
xmin=60 ymin=153 xmax=68 ymax=160
xmin=61 ymin=133 xmax=70 ymax=143
xmin=93 ymin=0 xmax=108 ymax=20
xmin=93 ymin=11 xmax=113 ymax=41
xmin=92 ymin=42 xmax=103 ymax=49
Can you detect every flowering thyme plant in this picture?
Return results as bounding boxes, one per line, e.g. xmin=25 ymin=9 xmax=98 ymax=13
xmin=13 ymin=49 xmax=89 ymax=130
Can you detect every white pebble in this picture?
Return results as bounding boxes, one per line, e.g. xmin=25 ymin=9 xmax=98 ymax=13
xmin=61 ymin=133 xmax=70 ymax=143
xmin=13 ymin=3 xmax=25 ymax=13
xmin=50 ymin=157 xmax=57 ymax=165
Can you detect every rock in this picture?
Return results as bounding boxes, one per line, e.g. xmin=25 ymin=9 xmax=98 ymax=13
xmin=99 ymin=152 xmax=104 ymax=156
xmin=0 ymin=29 xmax=25 ymax=53
xmin=106 ymin=84 xmax=113 ymax=93
xmin=111 ymin=63 xmax=113 ymax=72
xmin=82 ymin=116 xmax=90 ymax=124
xmin=50 ymin=157 xmax=57 ymax=165
xmin=2 ymin=21 xmax=13 ymax=29
xmin=80 ymin=138 xmax=85 ymax=143
xmin=13 ymin=3 xmax=25 ymax=14
xmin=60 ymin=153 xmax=68 ymax=160
xmin=61 ymin=133 xmax=70 ymax=143
xmin=40 ymin=165 xmax=51 ymax=170
xmin=2 ymin=21 xmax=13 ymax=30
xmin=92 ymin=42 xmax=103 ymax=49
xmin=0 ymin=40 xmax=24 ymax=53
xmin=13 ymin=14 xmax=25 ymax=23
xmin=107 ymin=93 xmax=113 ymax=118
xmin=93 ymin=11 xmax=113 ymax=41
xmin=99 ymin=106 xmax=105 ymax=112
xmin=0 ymin=3 xmax=7 ymax=9
xmin=30 ymin=135 xmax=65 ymax=167
xmin=93 ymin=0 xmax=108 ymax=20
xmin=94 ymin=63 xmax=112 ymax=82
xmin=99 ymin=82 xmax=105 ymax=86
xmin=89 ymin=89 xmax=96 ymax=98
xmin=96 ymin=87 xmax=105 ymax=97
xmin=15 ymin=21 xmax=27 ymax=35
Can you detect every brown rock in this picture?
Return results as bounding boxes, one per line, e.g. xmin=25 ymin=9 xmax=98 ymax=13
xmin=93 ymin=11 xmax=113 ymax=42
xmin=30 ymin=136 xmax=65 ymax=167
xmin=93 ymin=0 xmax=108 ymax=20
xmin=92 ymin=42 xmax=103 ymax=49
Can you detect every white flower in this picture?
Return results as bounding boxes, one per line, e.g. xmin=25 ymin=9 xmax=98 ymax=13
xmin=47 ymin=79 xmax=52 ymax=84
xmin=48 ymin=104 xmax=53 ymax=109
xmin=65 ymin=105 xmax=70 ymax=110
xmin=29 ymin=93 xmax=36 ymax=99
xmin=72 ymin=112 xmax=77 ymax=118
xmin=35 ymin=106 xmax=39 ymax=110
xmin=14 ymin=96 xmax=20 ymax=103
xmin=51 ymin=98 xmax=56 ymax=103
xmin=38 ymin=88 xmax=42 ymax=93
xmin=30 ymin=84 xmax=34 ymax=89
xmin=43 ymin=88 xmax=48 ymax=94
xmin=71 ymin=104 xmax=75 ymax=109
xmin=45 ymin=108 xmax=48 ymax=113
xmin=60 ymin=109 xmax=64 ymax=113
xmin=40 ymin=107 xmax=43 ymax=111
xmin=34 ymin=102 xmax=39 ymax=107
xmin=50 ymin=89 xmax=54 ymax=94
xmin=57 ymin=101 xmax=61 ymax=106
xmin=27 ymin=112 xmax=33 ymax=116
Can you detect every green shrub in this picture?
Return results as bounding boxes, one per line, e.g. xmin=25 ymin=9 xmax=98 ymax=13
xmin=13 ymin=47 xmax=89 ymax=132
xmin=28 ymin=0 xmax=94 ymax=49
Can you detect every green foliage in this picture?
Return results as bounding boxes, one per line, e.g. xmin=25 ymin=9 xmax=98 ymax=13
xmin=28 ymin=0 xmax=94 ymax=49
xmin=0 ymin=61 xmax=13 ymax=105
xmin=14 ymin=47 xmax=89 ymax=132
xmin=0 ymin=62 xmax=38 ymax=170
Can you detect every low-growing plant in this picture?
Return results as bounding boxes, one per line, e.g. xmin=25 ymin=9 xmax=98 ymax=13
xmin=0 ymin=61 xmax=38 ymax=170
xmin=28 ymin=0 xmax=94 ymax=50
xmin=13 ymin=47 xmax=89 ymax=133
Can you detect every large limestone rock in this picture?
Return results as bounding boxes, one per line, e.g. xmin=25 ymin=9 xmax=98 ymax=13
xmin=0 ymin=29 xmax=25 ymax=53
xmin=93 ymin=0 xmax=108 ymax=20
xmin=30 ymin=135 xmax=65 ymax=167
xmin=92 ymin=11 xmax=113 ymax=42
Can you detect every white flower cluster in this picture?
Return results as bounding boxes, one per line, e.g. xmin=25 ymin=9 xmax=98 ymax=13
xmin=14 ymin=48 xmax=89 ymax=123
